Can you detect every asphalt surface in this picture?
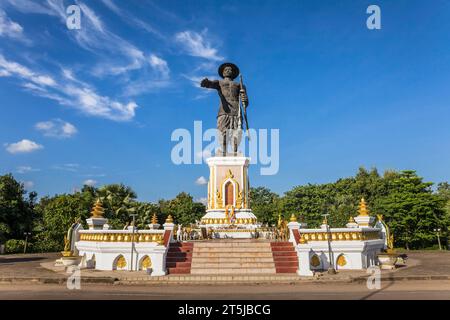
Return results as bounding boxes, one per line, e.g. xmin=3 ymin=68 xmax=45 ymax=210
xmin=0 ymin=280 xmax=449 ymax=300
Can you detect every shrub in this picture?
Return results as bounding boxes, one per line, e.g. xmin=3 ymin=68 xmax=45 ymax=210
xmin=5 ymin=239 xmax=27 ymax=254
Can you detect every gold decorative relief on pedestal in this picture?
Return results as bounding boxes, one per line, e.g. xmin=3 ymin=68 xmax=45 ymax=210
xmin=216 ymin=189 xmax=224 ymax=209
xmin=236 ymin=191 xmax=243 ymax=209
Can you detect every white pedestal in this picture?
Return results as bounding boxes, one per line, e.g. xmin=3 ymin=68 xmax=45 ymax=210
xmin=86 ymin=217 xmax=108 ymax=230
xmin=296 ymin=246 xmax=314 ymax=276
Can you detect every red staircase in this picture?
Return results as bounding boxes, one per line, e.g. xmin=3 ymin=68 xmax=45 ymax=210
xmin=166 ymin=242 xmax=193 ymax=274
xmin=270 ymin=242 xmax=298 ymax=273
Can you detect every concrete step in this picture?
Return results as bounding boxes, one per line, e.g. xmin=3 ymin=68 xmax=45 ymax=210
xmin=168 ymin=247 xmax=193 ymax=252
xmin=167 ymin=254 xmax=192 ymax=260
xmin=276 ymin=267 xmax=298 ymax=273
xmin=166 ymin=261 xmax=192 ymax=268
xmin=271 ymin=246 xmax=295 ymax=252
xmin=271 ymin=251 xmax=297 ymax=256
xmin=273 ymin=256 xmax=298 ymax=262
xmin=273 ymin=261 xmax=298 ymax=268
xmin=168 ymin=267 xmax=191 ymax=274
xmin=170 ymin=242 xmax=194 ymax=246
xmin=193 ymin=247 xmax=273 ymax=253
xmin=270 ymin=242 xmax=293 ymax=246
xmin=190 ymin=268 xmax=276 ymax=275
xmin=191 ymin=262 xmax=275 ymax=268
xmin=191 ymin=257 xmax=274 ymax=263
xmin=196 ymin=239 xmax=270 ymax=243
xmin=192 ymin=252 xmax=274 ymax=258
xmin=135 ymin=274 xmax=301 ymax=283
xmin=194 ymin=242 xmax=272 ymax=248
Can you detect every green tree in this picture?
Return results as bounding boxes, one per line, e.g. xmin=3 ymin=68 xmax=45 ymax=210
xmin=436 ymin=182 xmax=450 ymax=246
xmin=135 ymin=202 xmax=161 ymax=229
xmin=158 ymin=192 xmax=205 ymax=226
xmin=0 ymin=174 xmax=36 ymax=241
xmin=34 ymin=191 xmax=93 ymax=252
xmin=249 ymin=187 xmax=280 ymax=225
xmin=375 ymin=170 xmax=445 ymax=249
xmin=96 ymin=184 xmax=138 ymax=228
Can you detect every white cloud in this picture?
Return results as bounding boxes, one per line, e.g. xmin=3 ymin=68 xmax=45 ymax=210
xmin=0 ymin=9 xmax=26 ymax=41
xmin=22 ymin=181 xmax=34 ymax=189
xmin=83 ymin=179 xmax=97 ymax=186
xmin=195 ymin=176 xmax=208 ymax=185
xmin=5 ymin=0 xmax=157 ymax=80
xmin=196 ymin=197 xmax=208 ymax=205
xmin=16 ymin=166 xmax=40 ymax=174
xmin=3 ymin=0 xmax=58 ymax=16
xmin=149 ymin=54 xmax=170 ymax=78
xmin=99 ymin=0 xmax=163 ymax=38
xmin=175 ymin=30 xmax=223 ymax=61
xmin=5 ymin=139 xmax=43 ymax=154
xmin=53 ymin=163 xmax=79 ymax=172
xmin=35 ymin=119 xmax=77 ymax=138
xmin=0 ymin=54 xmax=138 ymax=121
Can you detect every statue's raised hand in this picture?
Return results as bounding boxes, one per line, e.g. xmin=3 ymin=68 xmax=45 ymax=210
xmin=200 ymin=78 xmax=210 ymax=88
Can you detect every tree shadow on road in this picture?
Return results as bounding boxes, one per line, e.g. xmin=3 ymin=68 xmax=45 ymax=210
xmin=0 ymin=257 xmax=46 ymax=264
xmin=360 ymin=280 xmax=395 ymax=300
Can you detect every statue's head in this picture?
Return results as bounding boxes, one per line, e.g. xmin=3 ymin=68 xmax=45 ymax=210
xmin=218 ymin=62 xmax=239 ymax=80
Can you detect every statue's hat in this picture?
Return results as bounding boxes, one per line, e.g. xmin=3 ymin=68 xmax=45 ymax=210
xmin=218 ymin=62 xmax=240 ymax=80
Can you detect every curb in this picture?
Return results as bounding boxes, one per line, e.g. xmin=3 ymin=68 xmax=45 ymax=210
xmin=0 ymin=276 xmax=117 ymax=285
xmin=1 ymin=275 xmax=449 ymax=286
xmin=350 ymin=275 xmax=450 ymax=283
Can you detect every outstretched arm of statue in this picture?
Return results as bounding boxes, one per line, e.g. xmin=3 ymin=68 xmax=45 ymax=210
xmin=200 ymin=78 xmax=219 ymax=90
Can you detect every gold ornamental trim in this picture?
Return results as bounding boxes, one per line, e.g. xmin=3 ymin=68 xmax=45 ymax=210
xmin=300 ymin=230 xmax=380 ymax=242
xmin=201 ymin=217 xmax=257 ymax=225
xmin=79 ymin=232 xmax=164 ymax=244
xmin=210 ymin=229 xmax=257 ymax=233
xmin=215 ymin=169 xmax=243 ymax=209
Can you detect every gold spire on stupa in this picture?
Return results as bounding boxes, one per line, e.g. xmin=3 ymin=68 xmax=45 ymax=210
xmin=165 ymin=214 xmax=173 ymax=223
xmin=348 ymin=216 xmax=355 ymax=223
xmin=358 ymin=198 xmax=369 ymax=216
xmin=290 ymin=213 xmax=297 ymax=222
xmin=91 ymin=199 xmax=104 ymax=218
xmin=151 ymin=213 xmax=158 ymax=224
xmin=277 ymin=214 xmax=282 ymax=227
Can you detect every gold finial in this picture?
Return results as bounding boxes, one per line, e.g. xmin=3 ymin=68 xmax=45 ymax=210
xmin=165 ymin=214 xmax=173 ymax=223
xmin=387 ymin=234 xmax=395 ymax=253
xmin=277 ymin=214 xmax=282 ymax=227
xmin=63 ymin=235 xmax=70 ymax=252
xmin=299 ymin=234 xmax=306 ymax=244
xmin=348 ymin=216 xmax=355 ymax=223
xmin=322 ymin=217 xmax=328 ymax=225
xmin=377 ymin=214 xmax=383 ymax=221
xmin=91 ymin=199 xmax=104 ymax=218
xmin=358 ymin=198 xmax=369 ymax=216
xmin=151 ymin=213 xmax=158 ymax=224
xmin=290 ymin=213 xmax=297 ymax=222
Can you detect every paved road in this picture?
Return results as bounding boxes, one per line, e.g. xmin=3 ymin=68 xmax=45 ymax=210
xmin=0 ymin=280 xmax=449 ymax=300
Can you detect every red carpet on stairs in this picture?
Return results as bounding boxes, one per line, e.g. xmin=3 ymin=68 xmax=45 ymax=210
xmin=270 ymin=242 xmax=298 ymax=273
xmin=166 ymin=242 xmax=193 ymax=274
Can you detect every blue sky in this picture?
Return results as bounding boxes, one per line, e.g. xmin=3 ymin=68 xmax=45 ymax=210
xmin=1 ymin=0 xmax=449 ymax=203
